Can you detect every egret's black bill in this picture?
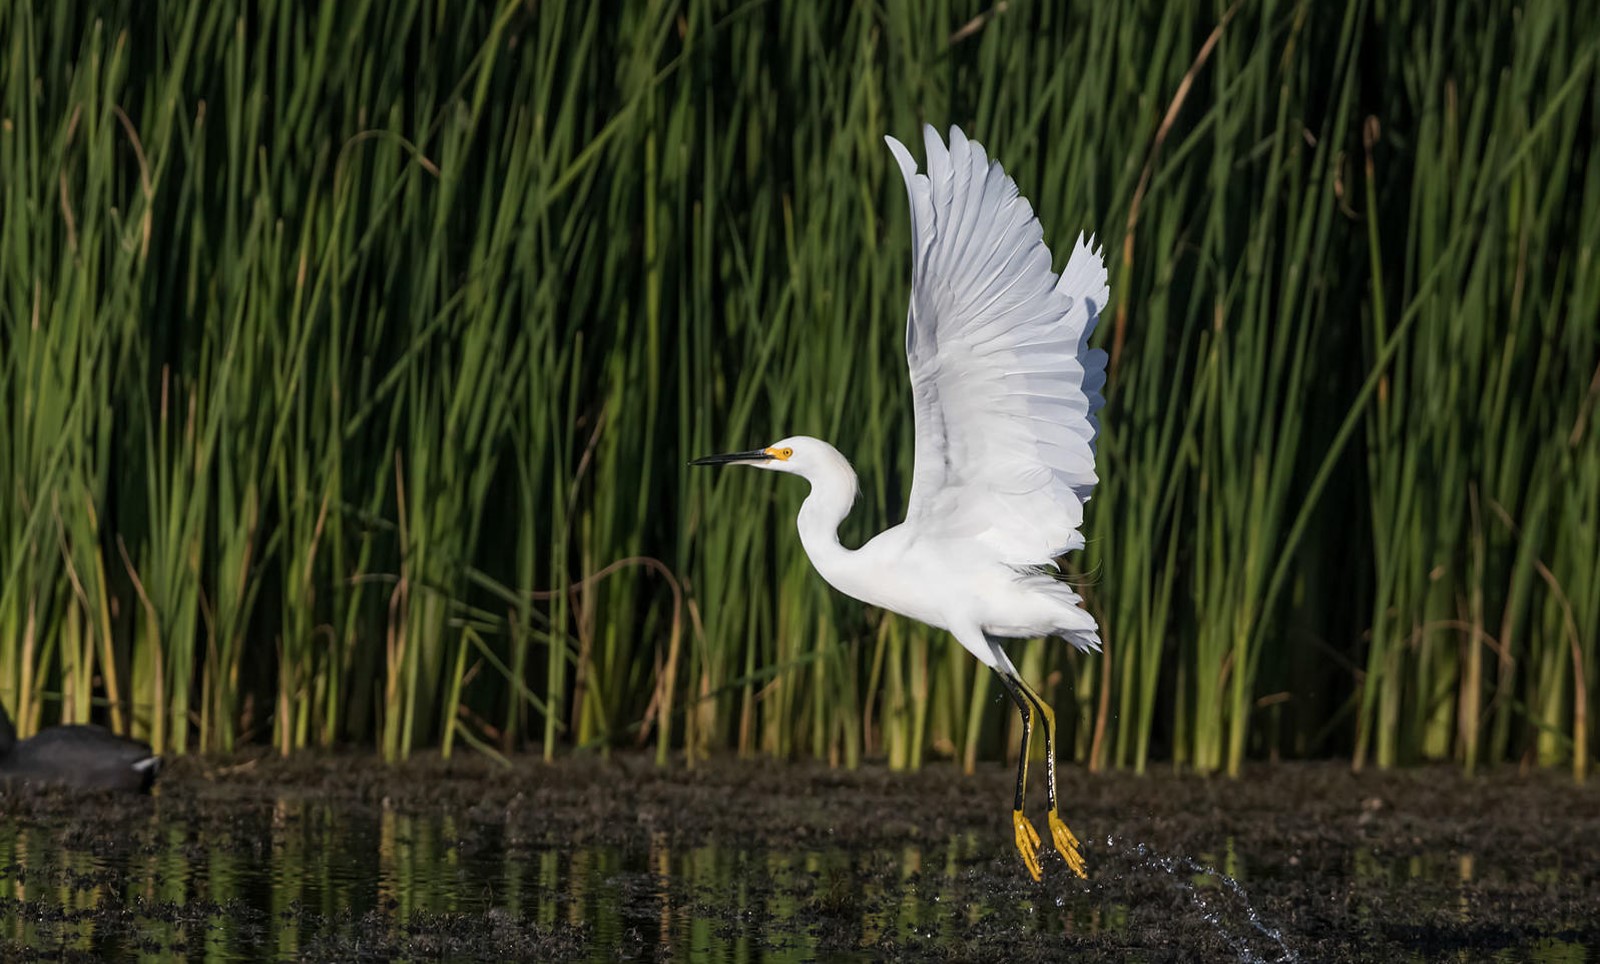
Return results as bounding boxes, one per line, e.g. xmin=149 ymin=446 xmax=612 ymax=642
xmin=689 ymin=449 xmax=773 ymax=466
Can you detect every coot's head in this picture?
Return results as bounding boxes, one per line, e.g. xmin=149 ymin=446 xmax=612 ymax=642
xmin=0 ymin=702 xmax=162 ymax=794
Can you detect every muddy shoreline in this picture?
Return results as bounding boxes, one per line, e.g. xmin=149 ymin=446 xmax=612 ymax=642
xmin=2 ymin=754 xmax=1595 ymax=961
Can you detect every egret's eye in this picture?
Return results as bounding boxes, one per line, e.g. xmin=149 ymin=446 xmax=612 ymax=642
xmin=779 ymin=447 xmax=794 ymax=459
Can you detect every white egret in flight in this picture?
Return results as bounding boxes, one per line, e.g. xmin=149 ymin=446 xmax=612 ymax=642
xmin=692 ymin=125 xmax=1108 ymax=880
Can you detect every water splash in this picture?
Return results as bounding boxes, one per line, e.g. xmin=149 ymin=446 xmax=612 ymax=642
xmin=1107 ymin=835 xmax=1296 ymax=963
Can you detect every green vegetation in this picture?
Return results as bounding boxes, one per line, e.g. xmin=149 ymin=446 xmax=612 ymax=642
xmin=1 ymin=0 xmax=1595 ymax=778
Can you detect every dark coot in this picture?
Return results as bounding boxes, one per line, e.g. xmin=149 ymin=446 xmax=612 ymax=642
xmin=0 ymin=701 xmax=162 ymax=793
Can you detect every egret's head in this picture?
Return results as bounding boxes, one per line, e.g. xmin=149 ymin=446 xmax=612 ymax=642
xmin=691 ymin=435 xmax=859 ymax=514
xmin=689 ymin=435 xmax=846 ymax=480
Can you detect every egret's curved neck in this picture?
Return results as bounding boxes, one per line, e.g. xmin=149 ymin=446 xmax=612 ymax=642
xmin=795 ymin=462 xmax=860 ymax=591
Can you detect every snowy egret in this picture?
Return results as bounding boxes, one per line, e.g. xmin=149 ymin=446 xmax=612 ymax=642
xmin=692 ymin=125 xmax=1107 ymax=881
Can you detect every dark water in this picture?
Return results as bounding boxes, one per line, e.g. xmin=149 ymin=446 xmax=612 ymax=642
xmin=0 ymin=757 xmax=1595 ymax=961
xmin=14 ymin=811 xmax=1122 ymax=960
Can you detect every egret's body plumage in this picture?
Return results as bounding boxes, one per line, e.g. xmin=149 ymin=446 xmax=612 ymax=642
xmin=693 ymin=125 xmax=1108 ymax=880
xmin=779 ymin=441 xmax=1098 ymax=666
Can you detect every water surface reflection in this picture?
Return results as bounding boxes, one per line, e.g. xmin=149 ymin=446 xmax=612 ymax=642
xmin=1 ymin=801 xmax=1122 ymax=961
xmin=0 ymin=796 xmax=1592 ymax=961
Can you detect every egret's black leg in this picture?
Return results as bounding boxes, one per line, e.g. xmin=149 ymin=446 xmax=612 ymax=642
xmin=995 ymin=668 xmax=1043 ymax=881
xmin=1016 ymin=673 xmax=1086 ymax=878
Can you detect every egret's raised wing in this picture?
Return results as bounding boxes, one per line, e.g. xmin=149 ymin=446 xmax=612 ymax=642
xmin=886 ymin=125 xmax=1108 ymax=565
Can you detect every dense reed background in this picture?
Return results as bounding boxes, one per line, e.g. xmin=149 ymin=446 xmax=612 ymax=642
xmin=1 ymin=0 xmax=1595 ymax=778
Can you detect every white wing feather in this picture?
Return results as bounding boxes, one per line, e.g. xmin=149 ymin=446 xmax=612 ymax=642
xmin=886 ymin=125 xmax=1109 ymax=566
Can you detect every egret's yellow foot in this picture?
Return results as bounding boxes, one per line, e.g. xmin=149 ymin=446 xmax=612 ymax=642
xmin=1012 ymin=809 xmax=1043 ymax=881
xmin=1048 ymin=809 xmax=1087 ymax=879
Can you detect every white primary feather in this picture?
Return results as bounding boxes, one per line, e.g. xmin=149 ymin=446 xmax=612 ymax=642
xmin=885 ymin=124 xmax=1109 ymax=567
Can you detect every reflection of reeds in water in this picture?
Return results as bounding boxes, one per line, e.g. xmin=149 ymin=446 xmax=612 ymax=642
xmin=0 ymin=1 xmax=1594 ymax=777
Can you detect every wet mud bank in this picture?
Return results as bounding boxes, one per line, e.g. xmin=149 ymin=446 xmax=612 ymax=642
xmin=1 ymin=754 xmax=1595 ymax=961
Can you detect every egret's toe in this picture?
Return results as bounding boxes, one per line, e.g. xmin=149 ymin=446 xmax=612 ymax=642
xmin=1048 ymin=809 xmax=1087 ymax=879
xmin=1012 ymin=809 xmax=1043 ymax=881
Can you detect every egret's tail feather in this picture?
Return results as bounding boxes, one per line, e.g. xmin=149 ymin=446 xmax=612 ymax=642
xmin=1061 ymin=628 xmax=1102 ymax=653
xmin=1011 ymin=570 xmax=1100 ymax=652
